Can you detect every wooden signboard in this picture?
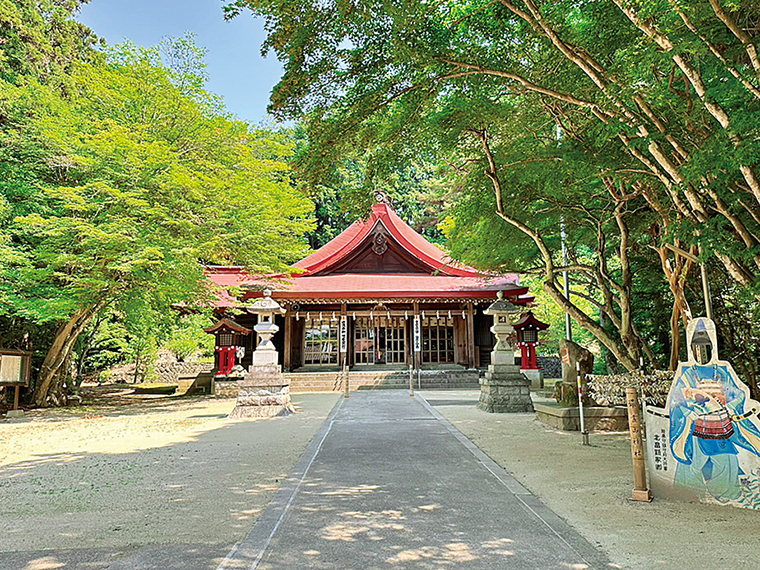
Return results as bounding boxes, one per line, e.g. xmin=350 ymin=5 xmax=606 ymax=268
xmin=413 ymin=315 xmax=421 ymax=353
xmin=0 ymin=349 xmax=31 ymax=387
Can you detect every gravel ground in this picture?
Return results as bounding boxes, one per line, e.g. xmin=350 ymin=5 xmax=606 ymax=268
xmin=421 ymin=389 xmax=760 ymax=570
xmin=0 ymin=391 xmax=340 ymax=569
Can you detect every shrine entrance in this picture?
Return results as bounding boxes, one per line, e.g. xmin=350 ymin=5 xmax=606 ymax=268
xmin=353 ymin=317 xmax=407 ymax=365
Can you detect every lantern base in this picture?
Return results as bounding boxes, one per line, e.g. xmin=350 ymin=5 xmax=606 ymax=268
xmin=477 ymin=362 xmax=534 ymax=413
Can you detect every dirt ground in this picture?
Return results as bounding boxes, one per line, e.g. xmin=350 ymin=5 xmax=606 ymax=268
xmin=3 ymin=387 xmax=760 ymax=570
xmin=423 ymin=389 xmax=760 ymax=570
xmin=0 ymin=386 xmax=340 ymax=569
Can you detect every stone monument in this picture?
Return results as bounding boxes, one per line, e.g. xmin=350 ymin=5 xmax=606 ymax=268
xmin=477 ymin=292 xmax=534 ymax=413
xmin=556 ymin=339 xmax=594 ymax=406
xmin=229 ymin=290 xmax=295 ymax=419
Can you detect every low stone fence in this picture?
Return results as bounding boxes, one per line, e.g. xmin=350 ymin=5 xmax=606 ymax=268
xmin=108 ymin=362 xmax=214 ymax=385
xmin=534 ymin=402 xmax=629 ymax=431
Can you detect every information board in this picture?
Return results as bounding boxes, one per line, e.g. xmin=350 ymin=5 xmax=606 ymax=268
xmin=0 ymin=350 xmax=31 ymax=386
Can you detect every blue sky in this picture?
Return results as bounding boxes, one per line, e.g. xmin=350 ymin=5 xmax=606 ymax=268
xmin=76 ymin=0 xmax=284 ymax=125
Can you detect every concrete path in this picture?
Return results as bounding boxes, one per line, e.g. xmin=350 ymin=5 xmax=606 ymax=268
xmin=219 ymin=391 xmax=611 ymax=570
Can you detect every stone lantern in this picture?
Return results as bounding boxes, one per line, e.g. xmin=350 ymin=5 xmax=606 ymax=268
xmin=483 ymin=291 xmax=519 ymax=364
xmin=477 ymin=291 xmax=534 ymax=413
xmin=229 ymin=289 xmax=293 ymax=419
xmin=249 ymin=289 xmax=286 ymax=366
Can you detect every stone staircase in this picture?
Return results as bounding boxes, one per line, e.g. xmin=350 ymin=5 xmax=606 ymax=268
xmin=284 ymin=369 xmax=480 ymax=393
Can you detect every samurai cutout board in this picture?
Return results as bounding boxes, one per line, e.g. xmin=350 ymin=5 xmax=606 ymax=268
xmin=645 ymin=317 xmax=760 ymax=509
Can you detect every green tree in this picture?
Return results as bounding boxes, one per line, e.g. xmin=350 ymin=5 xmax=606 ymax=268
xmin=0 ymin=38 xmax=313 ymax=406
xmin=232 ymin=0 xmax=760 ymax=371
xmin=164 ymin=313 xmax=215 ymax=362
xmin=0 ymin=0 xmax=98 ymax=86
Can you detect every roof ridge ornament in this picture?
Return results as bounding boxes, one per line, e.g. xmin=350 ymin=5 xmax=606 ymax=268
xmin=374 ymin=190 xmax=394 ymax=208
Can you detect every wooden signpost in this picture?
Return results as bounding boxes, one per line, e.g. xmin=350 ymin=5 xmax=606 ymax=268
xmin=626 ymin=387 xmax=652 ymax=502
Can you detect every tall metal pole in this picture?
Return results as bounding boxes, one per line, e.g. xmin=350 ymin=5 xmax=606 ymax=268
xmin=576 ymin=361 xmax=589 ymax=445
xmin=561 ymin=218 xmax=572 ymax=342
xmin=557 ymin=121 xmax=573 ymax=342
xmin=699 ymin=246 xmax=713 ymax=321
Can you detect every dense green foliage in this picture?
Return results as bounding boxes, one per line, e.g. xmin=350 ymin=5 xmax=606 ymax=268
xmin=0 ymin=0 xmax=98 ymax=86
xmin=0 ymin=7 xmax=313 ymax=405
xmin=232 ymin=0 xmax=760 ymax=383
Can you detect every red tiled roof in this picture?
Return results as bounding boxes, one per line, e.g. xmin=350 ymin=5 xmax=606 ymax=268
xmin=513 ymin=310 xmax=550 ymax=330
xmin=295 ymin=203 xmax=479 ymax=277
xmin=205 ymin=202 xmax=528 ymax=307
xmin=203 ymin=318 xmax=252 ymax=335
xmin=239 ymin=274 xmax=527 ymax=301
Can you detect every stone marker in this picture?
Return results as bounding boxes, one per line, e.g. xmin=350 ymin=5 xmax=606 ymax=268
xmin=229 ymin=290 xmax=294 ymax=419
xmin=477 ymin=292 xmax=534 ymax=413
xmin=558 ymin=339 xmax=594 ymax=406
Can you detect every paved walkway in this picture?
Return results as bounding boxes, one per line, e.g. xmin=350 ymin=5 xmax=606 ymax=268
xmin=219 ymin=392 xmax=610 ymax=570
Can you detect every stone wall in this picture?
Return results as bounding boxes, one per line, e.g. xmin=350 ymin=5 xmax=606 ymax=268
xmin=214 ymin=379 xmax=240 ymax=399
xmin=537 ymin=356 xmax=562 ymax=379
xmin=108 ymin=362 xmax=214 ymax=385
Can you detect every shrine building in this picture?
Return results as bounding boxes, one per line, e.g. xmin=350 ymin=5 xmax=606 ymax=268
xmin=205 ymin=201 xmax=534 ymax=390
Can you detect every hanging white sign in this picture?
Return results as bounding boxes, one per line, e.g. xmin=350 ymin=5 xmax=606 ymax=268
xmin=339 ymin=315 xmax=348 ymax=353
xmin=413 ymin=315 xmax=421 ymax=353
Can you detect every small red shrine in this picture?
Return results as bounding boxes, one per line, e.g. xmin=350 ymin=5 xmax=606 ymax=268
xmin=513 ymin=311 xmax=549 ymax=372
xmin=203 ymin=318 xmax=251 ymax=376
xmin=205 ymin=199 xmax=534 ymax=376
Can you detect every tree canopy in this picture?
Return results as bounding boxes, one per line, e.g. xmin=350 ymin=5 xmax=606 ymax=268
xmin=230 ymin=0 xmax=760 ymax=376
xmin=0 ymin=28 xmax=313 ymax=405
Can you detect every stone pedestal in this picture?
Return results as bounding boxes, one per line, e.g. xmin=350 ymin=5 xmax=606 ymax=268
xmin=521 ymin=368 xmax=544 ymax=389
xmin=5 ymin=409 xmax=25 ymax=419
xmin=478 ymin=362 xmax=534 ymax=413
xmin=228 ymin=364 xmax=294 ymax=419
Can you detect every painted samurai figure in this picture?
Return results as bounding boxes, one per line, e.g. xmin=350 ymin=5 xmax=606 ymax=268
xmin=668 ymin=318 xmax=760 ymax=502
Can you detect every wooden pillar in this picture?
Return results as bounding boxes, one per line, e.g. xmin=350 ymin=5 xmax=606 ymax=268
xmin=284 ymin=311 xmax=292 ymax=371
xmin=466 ymin=302 xmax=476 ymax=369
xmin=404 ymin=314 xmax=411 ymax=366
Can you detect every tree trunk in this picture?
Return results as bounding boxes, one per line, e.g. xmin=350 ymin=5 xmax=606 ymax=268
xmin=74 ymin=312 xmax=105 ymax=387
xmin=33 ymin=302 xmax=106 ymax=407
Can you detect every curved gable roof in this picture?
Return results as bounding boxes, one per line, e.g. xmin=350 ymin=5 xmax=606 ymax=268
xmin=295 ymin=203 xmax=479 ymax=277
